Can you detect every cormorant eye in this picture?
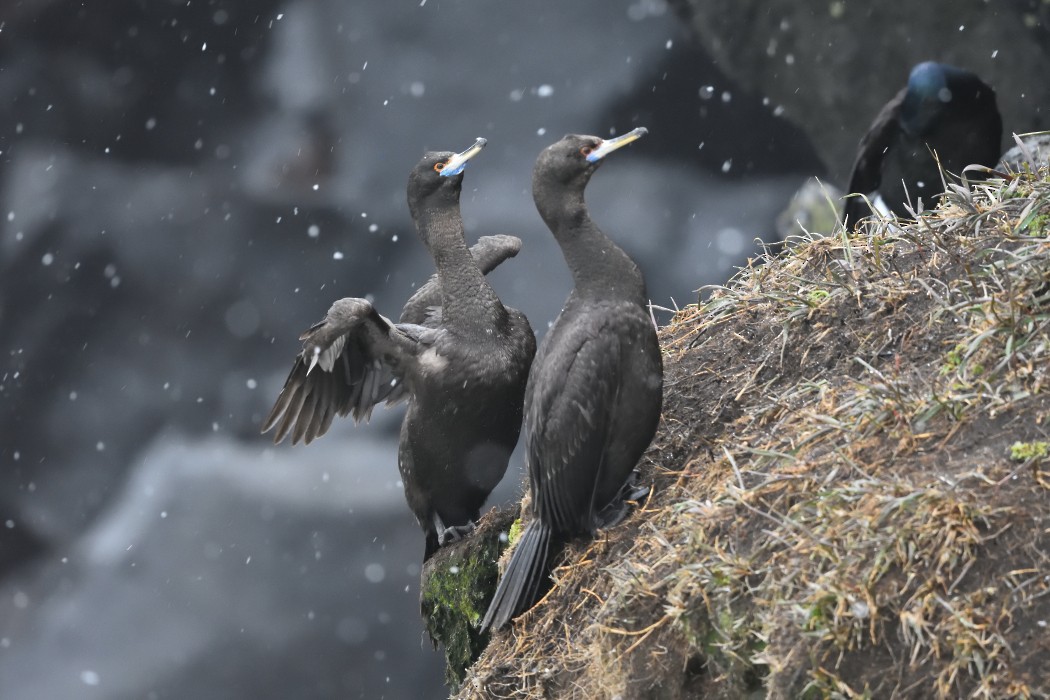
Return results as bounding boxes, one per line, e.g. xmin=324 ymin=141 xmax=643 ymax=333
xmin=580 ymin=146 xmax=594 ymax=157
xmin=433 ymin=162 xmax=446 ymax=172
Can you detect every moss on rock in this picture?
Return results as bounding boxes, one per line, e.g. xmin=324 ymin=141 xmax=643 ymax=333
xmin=506 ymin=517 xmax=524 ymax=547
xmin=1010 ymin=441 xmax=1049 ymax=462
xmin=420 ymin=506 xmax=518 ymax=690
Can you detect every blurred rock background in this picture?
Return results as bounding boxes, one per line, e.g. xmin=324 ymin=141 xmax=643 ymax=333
xmin=0 ymin=1 xmax=1044 ymax=698
xmin=671 ymin=0 xmax=1050 ymax=183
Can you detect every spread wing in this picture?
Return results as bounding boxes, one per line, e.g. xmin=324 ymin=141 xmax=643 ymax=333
xmin=399 ymin=234 xmax=522 ymax=325
xmin=263 ymin=235 xmax=520 ymax=445
xmin=844 ymin=87 xmax=905 ymax=230
xmin=525 ymin=317 xmax=622 ymax=534
xmin=261 ymin=297 xmax=426 ymax=445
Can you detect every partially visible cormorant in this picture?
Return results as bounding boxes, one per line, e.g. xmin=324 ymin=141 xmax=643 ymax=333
xmin=481 ymin=128 xmax=663 ymax=632
xmin=263 ymin=138 xmax=536 ymax=560
xmin=843 ymin=61 xmax=1002 ymax=230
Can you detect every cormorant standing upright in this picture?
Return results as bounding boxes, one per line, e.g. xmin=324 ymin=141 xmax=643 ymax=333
xmin=843 ymin=61 xmax=1002 ymax=230
xmin=263 ymin=138 xmax=536 ymax=561
xmin=481 ymin=128 xmax=663 ymax=632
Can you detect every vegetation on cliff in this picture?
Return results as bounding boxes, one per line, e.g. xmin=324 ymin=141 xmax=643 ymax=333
xmin=428 ymin=167 xmax=1050 ymax=699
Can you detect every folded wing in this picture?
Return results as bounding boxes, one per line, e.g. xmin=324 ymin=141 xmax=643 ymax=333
xmin=526 ymin=321 xmax=622 ymax=534
xmin=844 ymin=88 xmax=905 ymax=230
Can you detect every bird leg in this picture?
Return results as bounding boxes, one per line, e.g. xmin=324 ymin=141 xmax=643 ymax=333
xmin=621 ymin=467 xmax=652 ymax=503
xmin=432 ymin=512 xmax=476 ymax=547
xmin=593 ymin=468 xmax=650 ymax=530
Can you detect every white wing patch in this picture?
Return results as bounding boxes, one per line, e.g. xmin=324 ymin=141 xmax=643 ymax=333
xmin=309 ymin=334 xmax=346 ymax=374
xmin=419 ymin=347 xmax=449 ymax=373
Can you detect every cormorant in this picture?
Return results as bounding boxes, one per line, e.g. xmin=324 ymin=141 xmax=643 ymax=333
xmin=262 ymin=138 xmax=536 ymax=560
xmin=843 ymin=61 xmax=1002 ymax=230
xmin=481 ymin=128 xmax=663 ymax=631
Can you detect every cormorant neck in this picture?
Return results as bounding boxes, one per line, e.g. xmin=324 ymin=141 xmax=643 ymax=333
xmin=415 ymin=203 xmax=506 ymax=331
xmin=534 ymin=183 xmax=646 ymax=304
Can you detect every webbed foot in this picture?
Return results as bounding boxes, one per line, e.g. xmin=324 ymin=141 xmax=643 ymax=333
xmin=593 ymin=469 xmax=651 ymax=529
xmin=432 ymin=512 xmax=477 ymax=547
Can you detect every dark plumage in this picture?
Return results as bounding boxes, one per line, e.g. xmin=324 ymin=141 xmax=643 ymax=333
xmin=844 ymin=61 xmax=1002 ymax=230
xmin=481 ymin=128 xmax=663 ymax=632
xmin=263 ymin=138 xmax=536 ymax=560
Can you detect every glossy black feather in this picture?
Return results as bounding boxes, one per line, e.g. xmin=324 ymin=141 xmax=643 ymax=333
xmin=844 ymin=62 xmax=1002 ymax=230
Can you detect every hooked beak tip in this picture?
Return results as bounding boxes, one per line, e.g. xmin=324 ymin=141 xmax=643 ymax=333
xmin=586 ymin=127 xmax=648 ymax=163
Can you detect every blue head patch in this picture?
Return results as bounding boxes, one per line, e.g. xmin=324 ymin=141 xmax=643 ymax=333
xmin=901 ymin=62 xmax=955 ymax=136
xmin=439 ymin=161 xmax=468 ymax=177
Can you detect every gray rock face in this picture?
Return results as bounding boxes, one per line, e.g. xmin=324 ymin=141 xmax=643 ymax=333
xmin=671 ymin=0 xmax=1050 ymax=184
xmin=775 ymin=177 xmax=844 ymax=241
xmin=999 ymin=133 xmax=1050 ymax=170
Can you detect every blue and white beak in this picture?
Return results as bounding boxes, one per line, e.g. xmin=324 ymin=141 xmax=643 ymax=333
xmin=585 ymin=127 xmax=648 ymax=163
xmin=440 ymin=137 xmax=488 ymax=177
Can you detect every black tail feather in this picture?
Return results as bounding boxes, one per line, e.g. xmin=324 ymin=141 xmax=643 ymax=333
xmin=480 ymin=520 xmax=552 ymax=632
xmin=423 ymin=530 xmax=440 ymax=563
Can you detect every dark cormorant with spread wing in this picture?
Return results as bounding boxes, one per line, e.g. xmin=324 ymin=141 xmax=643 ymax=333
xmin=262 ymin=138 xmax=536 ymax=560
xmin=843 ymin=61 xmax=1001 ymax=230
xmin=481 ymin=128 xmax=663 ymax=631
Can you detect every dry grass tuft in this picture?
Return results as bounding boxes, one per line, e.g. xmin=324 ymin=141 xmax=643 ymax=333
xmin=456 ymin=168 xmax=1050 ymax=699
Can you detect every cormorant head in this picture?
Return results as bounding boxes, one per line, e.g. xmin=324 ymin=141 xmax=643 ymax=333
xmin=407 ymin=137 xmax=487 ymax=221
xmin=900 ymin=62 xmax=986 ymax=137
xmin=532 ymin=128 xmax=648 ymax=192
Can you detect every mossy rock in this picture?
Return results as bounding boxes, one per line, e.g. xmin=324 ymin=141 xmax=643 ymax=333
xmin=420 ymin=505 xmax=519 ymax=690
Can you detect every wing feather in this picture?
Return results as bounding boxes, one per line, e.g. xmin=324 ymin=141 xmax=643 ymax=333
xmin=262 ymin=297 xmax=422 ymax=445
xmin=526 ymin=317 xmax=622 ymax=534
xmin=263 ymin=236 xmax=520 ymax=445
xmin=844 ymin=88 xmax=905 ymax=229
